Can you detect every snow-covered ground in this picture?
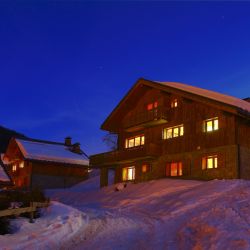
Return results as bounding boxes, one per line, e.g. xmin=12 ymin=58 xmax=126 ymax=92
xmin=47 ymin=174 xmax=250 ymax=250
xmin=0 ymin=201 xmax=88 ymax=250
xmin=3 ymin=173 xmax=250 ymax=250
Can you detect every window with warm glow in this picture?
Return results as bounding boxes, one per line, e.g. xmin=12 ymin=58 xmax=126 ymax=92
xmin=19 ymin=162 xmax=24 ymax=168
xmin=142 ymin=164 xmax=151 ymax=173
xmin=147 ymin=101 xmax=158 ymax=111
xmin=204 ymin=118 xmax=219 ymax=132
xmin=166 ymin=162 xmax=183 ymax=176
xmin=125 ymin=135 xmax=145 ymax=148
xmin=171 ymin=99 xmax=178 ymax=108
xmin=163 ymin=125 xmax=184 ymax=139
xmin=202 ymin=155 xmax=218 ymax=170
xmin=122 ymin=166 xmax=135 ymax=181
xmin=12 ymin=165 xmax=17 ymax=172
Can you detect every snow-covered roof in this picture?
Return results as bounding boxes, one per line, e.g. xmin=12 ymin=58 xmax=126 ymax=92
xmin=0 ymin=163 xmax=10 ymax=182
xmin=16 ymin=139 xmax=89 ymax=166
xmin=157 ymin=81 xmax=250 ymax=113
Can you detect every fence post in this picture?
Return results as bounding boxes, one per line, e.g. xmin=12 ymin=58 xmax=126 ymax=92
xmin=29 ymin=202 xmax=34 ymax=223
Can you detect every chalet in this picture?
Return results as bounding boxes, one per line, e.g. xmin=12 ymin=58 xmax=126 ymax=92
xmin=3 ymin=137 xmax=89 ymax=189
xmin=90 ymin=78 xmax=250 ymax=187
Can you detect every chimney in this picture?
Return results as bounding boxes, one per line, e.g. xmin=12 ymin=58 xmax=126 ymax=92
xmin=72 ymin=142 xmax=81 ymax=154
xmin=243 ymin=97 xmax=250 ymax=103
xmin=65 ymin=137 xmax=72 ymax=146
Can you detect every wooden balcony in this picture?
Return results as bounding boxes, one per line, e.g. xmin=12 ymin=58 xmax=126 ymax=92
xmin=123 ymin=107 xmax=168 ymax=132
xmin=90 ymin=143 xmax=162 ymax=166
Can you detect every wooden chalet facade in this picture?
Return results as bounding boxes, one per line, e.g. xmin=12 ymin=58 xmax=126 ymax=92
xmin=90 ymin=78 xmax=250 ymax=187
xmin=3 ymin=137 xmax=89 ymax=189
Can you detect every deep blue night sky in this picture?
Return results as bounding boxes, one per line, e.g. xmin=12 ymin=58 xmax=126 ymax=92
xmin=0 ymin=2 xmax=250 ymax=155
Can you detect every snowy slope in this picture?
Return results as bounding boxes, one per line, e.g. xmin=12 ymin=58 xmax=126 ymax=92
xmin=0 ymin=201 xmax=88 ymax=250
xmin=48 ymin=175 xmax=250 ymax=250
xmin=0 ymin=165 xmax=9 ymax=181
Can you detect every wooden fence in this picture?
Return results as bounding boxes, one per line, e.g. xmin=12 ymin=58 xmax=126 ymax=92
xmin=0 ymin=201 xmax=50 ymax=223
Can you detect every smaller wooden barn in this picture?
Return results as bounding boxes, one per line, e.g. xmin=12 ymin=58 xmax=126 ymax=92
xmin=3 ymin=137 xmax=89 ymax=189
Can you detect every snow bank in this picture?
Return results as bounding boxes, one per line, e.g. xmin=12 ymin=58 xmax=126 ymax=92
xmin=48 ymin=177 xmax=250 ymax=250
xmin=0 ymin=201 xmax=88 ymax=250
xmin=0 ymin=165 xmax=9 ymax=182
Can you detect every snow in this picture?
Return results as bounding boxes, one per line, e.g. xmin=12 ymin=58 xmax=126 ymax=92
xmin=0 ymin=164 xmax=10 ymax=182
xmin=0 ymin=201 xmax=88 ymax=250
xmin=3 ymin=173 xmax=250 ymax=249
xmin=47 ymin=174 xmax=250 ymax=250
xmin=157 ymin=81 xmax=250 ymax=113
xmin=15 ymin=139 xmax=89 ymax=166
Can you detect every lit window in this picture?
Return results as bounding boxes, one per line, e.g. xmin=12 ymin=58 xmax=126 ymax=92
xmin=202 ymin=155 xmax=218 ymax=170
xmin=163 ymin=125 xmax=184 ymax=139
xmin=19 ymin=162 xmax=24 ymax=168
xmin=204 ymin=118 xmax=219 ymax=132
xmin=134 ymin=137 xmax=141 ymax=147
xmin=147 ymin=103 xmax=153 ymax=110
xmin=125 ymin=135 xmax=145 ymax=148
xmin=147 ymin=101 xmax=158 ymax=111
xmin=128 ymin=138 xmax=134 ymax=148
xmin=12 ymin=165 xmax=17 ymax=172
xmin=142 ymin=164 xmax=151 ymax=173
xmin=122 ymin=166 xmax=135 ymax=181
xmin=171 ymin=99 xmax=178 ymax=108
xmin=166 ymin=162 xmax=183 ymax=176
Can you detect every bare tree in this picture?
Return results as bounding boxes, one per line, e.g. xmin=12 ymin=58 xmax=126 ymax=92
xmin=102 ymin=132 xmax=118 ymax=151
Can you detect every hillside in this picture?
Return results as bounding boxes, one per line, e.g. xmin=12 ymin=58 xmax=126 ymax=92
xmin=47 ymin=175 xmax=250 ymax=250
xmin=2 ymin=173 xmax=250 ymax=249
xmin=0 ymin=126 xmax=26 ymax=153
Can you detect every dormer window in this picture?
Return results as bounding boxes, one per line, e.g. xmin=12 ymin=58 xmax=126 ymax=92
xmin=203 ymin=117 xmax=219 ymax=132
xmin=147 ymin=101 xmax=158 ymax=111
xmin=125 ymin=135 xmax=145 ymax=148
xmin=19 ymin=162 xmax=24 ymax=168
xmin=171 ymin=99 xmax=178 ymax=108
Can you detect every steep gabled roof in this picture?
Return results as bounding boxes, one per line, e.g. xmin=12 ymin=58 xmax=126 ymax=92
xmin=15 ymin=138 xmax=89 ymax=166
xmin=101 ymin=78 xmax=250 ymax=132
xmin=157 ymin=81 xmax=250 ymax=113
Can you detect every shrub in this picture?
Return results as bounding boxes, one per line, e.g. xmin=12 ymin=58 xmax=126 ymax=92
xmin=0 ymin=217 xmax=10 ymax=235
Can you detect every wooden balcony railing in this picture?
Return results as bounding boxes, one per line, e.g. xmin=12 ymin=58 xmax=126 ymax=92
xmin=123 ymin=107 xmax=168 ymax=130
xmin=90 ymin=143 xmax=161 ymax=166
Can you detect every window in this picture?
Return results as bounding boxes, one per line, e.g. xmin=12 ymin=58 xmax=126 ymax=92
xmin=202 ymin=155 xmax=218 ymax=170
xmin=163 ymin=125 xmax=184 ymax=139
xmin=142 ymin=164 xmax=151 ymax=173
xmin=12 ymin=165 xmax=17 ymax=172
xmin=122 ymin=166 xmax=135 ymax=181
xmin=147 ymin=101 xmax=158 ymax=111
xmin=204 ymin=117 xmax=219 ymax=132
xmin=171 ymin=99 xmax=178 ymax=108
xmin=19 ymin=162 xmax=24 ymax=168
xmin=166 ymin=162 xmax=183 ymax=176
xmin=125 ymin=135 xmax=145 ymax=148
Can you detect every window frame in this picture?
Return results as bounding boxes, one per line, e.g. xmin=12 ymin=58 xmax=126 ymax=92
xmin=147 ymin=101 xmax=158 ymax=111
xmin=203 ymin=117 xmax=219 ymax=132
xmin=171 ymin=99 xmax=178 ymax=108
xmin=166 ymin=162 xmax=183 ymax=177
xmin=125 ymin=135 xmax=145 ymax=148
xmin=122 ymin=166 xmax=135 ymax=181
xmin=163 ymin=124 xmax=184 ymax=139
xmin=202 ymin=155 xmax=218 ymax=170
xmin=141 ymin=163 xmax=151 ymax=174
